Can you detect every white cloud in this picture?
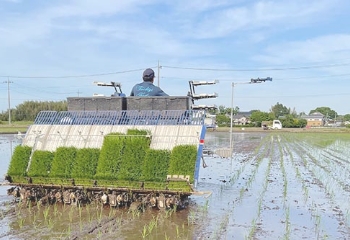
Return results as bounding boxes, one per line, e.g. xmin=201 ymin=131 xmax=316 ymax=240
xmin=0 ymin=0 xmax=350 ymax=115
xmin=254 ymin=34 xmax=350 ymax=67
xmin=190 ymin=0 xmax=338 ymax=39
xmin=1 ymin=0 xmax=21 ymax=3
xmin=46 ymin=0 xmax=151 ymax=18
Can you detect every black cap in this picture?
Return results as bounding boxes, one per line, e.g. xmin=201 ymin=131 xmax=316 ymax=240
xmin=143 ymin=68 xmax=155 ymax=81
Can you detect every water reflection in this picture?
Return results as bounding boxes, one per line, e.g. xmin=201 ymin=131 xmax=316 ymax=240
xmin=0 ymin=135 xmax=21 ymax=192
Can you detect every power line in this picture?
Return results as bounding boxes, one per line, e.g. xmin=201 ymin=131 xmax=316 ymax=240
xmin=3 ymin=79 xmax=13 ymax=124
xmin=160 ymin=73 xmax=350 ymax=81
xmin=220 ymin=92 xmax=350 ymax=99
xmin=0 ymin=60 xmax=349 ymax=79
xmin=162 ymin=62 xmax=350 ymax=72
xmin=0 ymin=67 xmax=155 ymax=79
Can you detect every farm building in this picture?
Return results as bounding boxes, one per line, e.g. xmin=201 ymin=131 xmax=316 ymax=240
xmin=301 ymin=112 xmax=325 ymax=127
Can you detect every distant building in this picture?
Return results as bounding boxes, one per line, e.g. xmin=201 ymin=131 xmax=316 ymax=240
xmin=232 ymin=111 xmax=253 ymax=125
xmin=301 ymin=112 xmax=325 ymax=127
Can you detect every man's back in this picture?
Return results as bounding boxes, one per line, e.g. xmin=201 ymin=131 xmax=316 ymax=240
xmin=130 ymin=82 xmax=168 ymax=96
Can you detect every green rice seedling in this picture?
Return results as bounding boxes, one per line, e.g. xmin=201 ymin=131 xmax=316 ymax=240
xmin=164 ymin=209 xmax=171 ymax=218
xmin=33 ymin=221 xmax=41 ymax=230
xmin=283 ymin=181 xmax=288 ymax=200
xmin=239 ymin=187 xmax=245 ymax=200
xmin=148 ymin=216 xmax=158 ymax=233
xmin=315 ymin=214 xmax=321 ymax=235
xmin=27 ymin=201 xmax=32 ymax=214
xmin=47 ymin=217 xmax=54 ymax=229
xmin=168 ymin=145 xmax=197 ymax=184
xmin=7 ymin=145 xmax=32 ymax=177
xmin=67 ymin=224 xmax=71 ymax=236
xmin=15 ymin=207 xmax=22 ymax=218
xmin=141 ymin=149 xmax=170 ymax=182
xmin=173 ymin=204 xmax=178 ymax=213
xmin=98 ymin=206 xmax=103 ymax=223
xmin=28 ymin=150 xmax=54 ymax=177
xmin=187 ymin=210 xmax=196 ymax=225
xmin=257 ymin=198 xmax=263 ymax=216
xmin=141 ymin=225 xmax=148 ymax=239
xmin=85 ymin=203 xmax=90 ymax=213
xmin=88 ymin=212 xmax=93 ymax=223
xmin=116 ymin=215 xmax=122 ymax=227
xmin=118 ymin=131 xmax=151 ymax=181
xmin=108 ymin=207 xmax=115 ymax=218
xmin=50 ymin=147 xmax=77 ymax=178
xmin=43 ymin=206 xmax=50 ymax=222
xmin=95 ymin=133 xmax=125 ymax=180
xmin=283 ymin=206 xmax=291 ymax=240
xmin=71 ymin=148 xmax=100 ymax=179
xmin=202 ymin=199 xmax=209 ymax=213
xmin=303 ymin=187 xmax=309 ymax=203
xmin=17 ymin=218 xmax=25 ymax=229
xmin=164 ymin=233 xmax=170 ymax=240
xmin=78 ymin=204 xmax=83 ymax=220
xmin=52 ymin=204 xmax=58 ymax=217
xmin=247 ymin=218 xmax=257 ymax=239
xmin=68 ymin=207 xmax=74 ymax=223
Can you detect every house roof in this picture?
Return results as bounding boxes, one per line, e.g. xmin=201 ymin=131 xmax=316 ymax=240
xmin=301 ymin=114 xmax=324 ymax=120
xmin=310 ymin=112 xmax=324 ymax=116
xmin=233 ymin=111 xmax=253 ymax=119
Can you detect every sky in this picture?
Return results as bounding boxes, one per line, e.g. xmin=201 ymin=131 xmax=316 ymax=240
xmin=0 ymin=0 xmax=350 ymax=115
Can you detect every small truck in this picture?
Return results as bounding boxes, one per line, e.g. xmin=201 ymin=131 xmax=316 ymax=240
xmin=262 ymin=120 xmax=283 ymax=130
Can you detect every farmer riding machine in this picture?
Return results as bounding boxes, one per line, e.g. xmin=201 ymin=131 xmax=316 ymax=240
xmin=6 ymin=80 xmax=218 ymax=210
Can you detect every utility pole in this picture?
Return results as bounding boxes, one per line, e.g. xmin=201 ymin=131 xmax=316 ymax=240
xmin=229 ymin=77 xmax=272 ymax=173
xmin=3 ymin=77 xmax=13 ymax=125
xmin=157 ymin=61 xmax=162 ymax=87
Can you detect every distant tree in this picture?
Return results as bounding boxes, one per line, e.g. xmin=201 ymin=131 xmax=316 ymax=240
xmin=296 ymin=118 xmax=307 ymax=128
xmin=270 ymin=102 xmax=290 ymax=118
xmin=0 ymin=100 xmax=67 ymax=121
xmin=343 ymin=114 xmax=350 ymax=121
xmin=217 ymin=105 xmax=239 ymax=115
xmin=309 ymin=107 xmax=337 ymax=119
xmin=280 ymin=114 xmax=307 ymax=128
xmin=218 ymin=105 xmax=227 ymax=114
xmin=299 ymin=111 xmax=306 ymax=117
xmin=290 ymin=107 xmax=298 ymax=117
xmin=250 ymin=110 xmax=274 ymax=126
xmin=216 ymin=114 xmax=230 ymax=127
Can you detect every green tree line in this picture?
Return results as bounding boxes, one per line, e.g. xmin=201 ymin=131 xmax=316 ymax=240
xmin=212 ymin=102 xmax=350 ymax=128
xmin=0 ymin=100 xmax=67 ymax=122
xmin=1 ymin=100 xmax=350 ymax=128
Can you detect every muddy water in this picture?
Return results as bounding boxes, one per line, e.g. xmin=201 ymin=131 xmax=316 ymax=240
xmin=0 ymin=134 xmax=20 ymax=237
xmin=1 ymin=132 xmax=350 ymax=239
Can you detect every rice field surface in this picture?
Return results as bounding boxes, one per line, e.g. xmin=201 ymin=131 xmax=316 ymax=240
xmin=1 ymin=131 xmax=350 ymax=239
xmin=196 ymin=131 xmax=350 ymax=239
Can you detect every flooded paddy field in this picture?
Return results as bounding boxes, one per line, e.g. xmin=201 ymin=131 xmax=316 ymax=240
xmin=1 ymin=131 xmax=350 ymax=239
